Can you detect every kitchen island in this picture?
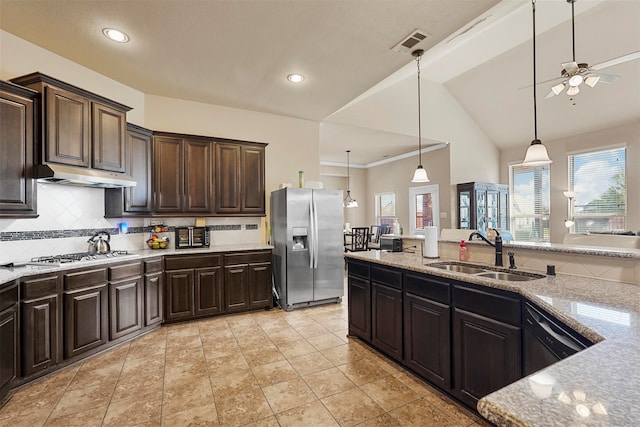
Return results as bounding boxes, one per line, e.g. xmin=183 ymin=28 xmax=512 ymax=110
xmin=344 ymin=249 xmax=640 ymax=426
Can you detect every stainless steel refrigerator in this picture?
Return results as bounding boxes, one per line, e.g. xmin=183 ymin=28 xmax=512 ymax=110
xmin=270 ymin=188 xmax=344 ymax=311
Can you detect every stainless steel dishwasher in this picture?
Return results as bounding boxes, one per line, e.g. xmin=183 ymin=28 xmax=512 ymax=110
xmin=523 ymin=302 xmax=593 ymax=376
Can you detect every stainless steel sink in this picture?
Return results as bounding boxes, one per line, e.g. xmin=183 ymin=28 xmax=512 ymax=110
xmin=476 ymin=271 xmax=544 ymax=281
xmin=431 ymin=264 xmax=486 ymax=274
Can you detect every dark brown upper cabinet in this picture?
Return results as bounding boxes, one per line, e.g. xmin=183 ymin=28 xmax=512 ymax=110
xmin=104 ymin=124 xmax=153 ymax=217
xmin=153 ymin=132 xmax=213 ymax=215
xmin=0 ymin=81 xmax=38 ymax=217
xmin=216 ymin=141 xmax=266 ymax=215
xmin=10 ymin=72 xmax=130 ymax=173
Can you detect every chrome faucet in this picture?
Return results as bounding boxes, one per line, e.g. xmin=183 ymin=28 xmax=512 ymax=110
xmin=468 ymin=229 xmax=503 ymax=267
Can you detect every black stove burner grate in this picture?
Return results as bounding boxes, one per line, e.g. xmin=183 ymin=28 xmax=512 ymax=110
xmin=31 ymin=250 xmax=130 ymax=264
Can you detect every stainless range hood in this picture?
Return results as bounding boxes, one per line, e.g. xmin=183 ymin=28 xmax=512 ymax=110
xmin=35 ymin=164 xmax=137 ymax=188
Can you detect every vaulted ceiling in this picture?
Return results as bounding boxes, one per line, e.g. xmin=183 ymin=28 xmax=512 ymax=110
xmin=1 ymin=0 xmax=638 ymax=165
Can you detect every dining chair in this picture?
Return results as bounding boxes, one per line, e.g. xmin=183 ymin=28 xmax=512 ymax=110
xmin=345 ymin=227 xmax=370 ymax=252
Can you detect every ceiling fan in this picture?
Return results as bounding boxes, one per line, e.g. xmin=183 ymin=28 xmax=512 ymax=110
xmin=542 ymin=0 xmax=640 ymax=99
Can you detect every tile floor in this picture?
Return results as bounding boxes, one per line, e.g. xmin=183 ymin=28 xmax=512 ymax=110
xmin=0 ymin=291 xmax=491 ymax=427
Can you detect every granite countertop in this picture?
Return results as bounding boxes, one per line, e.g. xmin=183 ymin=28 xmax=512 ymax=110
xmin=345 ymin=250 xmax=640 ymax=426
xmin=0 ymin=243 xmax=272 ymax=285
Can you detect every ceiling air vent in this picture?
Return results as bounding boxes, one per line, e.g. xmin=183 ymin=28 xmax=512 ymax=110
xmin=392 ymin=29 xmax=429 ymax=53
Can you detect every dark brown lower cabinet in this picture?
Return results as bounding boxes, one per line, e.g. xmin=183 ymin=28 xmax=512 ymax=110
xmin=224 ymin=264 xmax=249 ymax=312
xmin=224 ymin=251 xmax=272 ymax=313
xmin=144 ymin=272 xmax=163 ymax=326
xmin=165 ymin=269 xmax=195 ymax=321
xmin=195 ymin=267 xmax=223 ymax=316
xmin=20 ymin=274 xmax=60 ymax=377
xmin=248 ymin=262 xmax=271 ymax=308
xmin=347 ymin=274 xmax=371 ymax=342
xmin=371 ymin=283 xmax=402 ymax=361
xmin=64 ymin=284 xmax=108 ymax=360
xmin=0 ymin=282 xmax=19 ymax=402
xmin=109 ymin=278 xmax=143 ymax=340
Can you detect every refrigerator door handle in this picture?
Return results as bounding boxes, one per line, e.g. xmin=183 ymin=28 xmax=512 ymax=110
xmin=309 ymin=199 xmax=315 ymax=269
xmin=313 ymin=199 xmax=319 ymax=268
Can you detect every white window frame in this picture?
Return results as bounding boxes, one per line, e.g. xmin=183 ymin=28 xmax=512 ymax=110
xmin=509 ymin=163 xmax=550 ymax=242
xmin=409 ymin=185 xmax=440 ymax=236
xmin=374 ymin=192 xmax=396 ymax=228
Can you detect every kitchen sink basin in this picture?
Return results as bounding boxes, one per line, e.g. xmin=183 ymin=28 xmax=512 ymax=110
xmin=476 ymin=271 xmax=544 ymax=281
xmin=428 ymin=262 xmax=545 ymax=281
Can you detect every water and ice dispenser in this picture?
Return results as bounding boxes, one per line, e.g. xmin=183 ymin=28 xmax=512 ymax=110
xmin=292 ymin=227 xmax=308 ymax=250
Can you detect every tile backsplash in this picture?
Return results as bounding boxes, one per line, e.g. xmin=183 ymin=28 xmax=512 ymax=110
xmin=0 ymin=183 xmax=263 ymax=264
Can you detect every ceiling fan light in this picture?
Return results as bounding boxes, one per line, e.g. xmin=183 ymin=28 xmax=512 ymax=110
xmin=564 ymin=219 xmax=575 ymax=228
xmin=411 ymin=165 xmax=430 ymax=183
xmin=568 ymin=74 xmax=583 ymax=87
xmin=346 ymin=199 xmax=359 ymax=208
xmin=566 ymin=85 xmax=580 ymax=96
xmin=551 ymin=83 xmax=565 ymax=95
xmin=585 ymin=75 xmax=600 ymax=87
xmin=522 ymin=140 xmax=553 ymax=166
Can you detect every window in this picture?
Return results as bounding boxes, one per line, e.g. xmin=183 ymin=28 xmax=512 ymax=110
xmin=509 ymin=164 xmax=550 ymax=242
xmin=568 ymin=147 xmax=626 ymax=233
xmin=409 ymin=185 xmax=440 ymax=236
xmin=374 ymin=192 xmax=396 ymax=229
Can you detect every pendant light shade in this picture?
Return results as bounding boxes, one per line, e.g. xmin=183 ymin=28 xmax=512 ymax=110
xmin=521 ymin=0 xmax=553 ymax=166
xmin=344 ymin=150 xmax=358 ymax=208
xmin=411 ymin=49 xmax=430 ymax=183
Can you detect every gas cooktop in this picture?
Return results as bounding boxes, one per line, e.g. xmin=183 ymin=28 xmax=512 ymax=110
xmin=1 ymin=250 xmax=137 ymax=269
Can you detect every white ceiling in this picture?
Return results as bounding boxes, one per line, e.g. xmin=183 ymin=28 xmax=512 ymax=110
xmin=1 ymin=0 xmax=638 ymax=166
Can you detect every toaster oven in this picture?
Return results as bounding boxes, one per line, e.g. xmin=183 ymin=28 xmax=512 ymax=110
xmin=175 ymin=226 xmax=210 ymax=249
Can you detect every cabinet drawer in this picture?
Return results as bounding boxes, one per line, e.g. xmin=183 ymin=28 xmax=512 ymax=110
xmin=371 ymin=266 xmax=402 ymax=290
xmin=165 ymin=254 xmax=221 ymax=270
xmin=224 ymin=251 xmax=271 ymax=266
xmin=109 ymin=262 xmax=142 ymax=282
xmin=21 ymin=274 xmax=59 ymax=300
xmin=347 ymin=260 xmax=370 ymax=280
xmin=0 ymin=281 xmax=18 ymax=311
xmin=144 ymin=258 xmax=163 ymax=274
xmin=454 ymin=284 xmax=521 ymax=326
xmin=404 ymin=272 xmax=450 ymax=305
xmin=64 ymin=268 xmax=108 ymax=291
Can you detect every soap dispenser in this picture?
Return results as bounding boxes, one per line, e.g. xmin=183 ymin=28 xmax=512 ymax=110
xmin=459 ymin=240 xmax=469 ymax=262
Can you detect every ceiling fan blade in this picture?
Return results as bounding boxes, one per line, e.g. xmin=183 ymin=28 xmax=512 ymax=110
xmin=562 ymin=61 xmax=579 ymax=74
xmin=592 ymin=73 xmax=620 ymax=84
xmin=590 ymin=51 xmax=640 ymax=71
xmin=544 ymin=88 xmax=559 ymax=99
xmin=517 ymin=75 xmax=564 ymax=90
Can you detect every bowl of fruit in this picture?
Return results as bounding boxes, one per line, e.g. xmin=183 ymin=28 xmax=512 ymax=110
xmin=147 ymin=235 xmax=169 ymax=249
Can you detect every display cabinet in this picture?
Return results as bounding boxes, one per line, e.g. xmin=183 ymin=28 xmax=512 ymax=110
xmin=457 ymin=182 xmax=509 ymax=231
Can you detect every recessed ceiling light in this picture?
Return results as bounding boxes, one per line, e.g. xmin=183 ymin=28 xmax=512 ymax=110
xmin=287 ymin=74 xmax=304 ymax=83
xmin=102 ymin=28 xmax=129 ymax=43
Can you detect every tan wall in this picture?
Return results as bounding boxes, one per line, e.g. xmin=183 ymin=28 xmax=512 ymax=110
xmin=500 ymin=122 xmax=640 ymax=243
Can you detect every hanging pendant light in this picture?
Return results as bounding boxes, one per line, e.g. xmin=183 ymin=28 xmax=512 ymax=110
xmin=411 ymin=49 xmax=430 ymax=183
xmin=522 ymin=0 xmax=553 ymax=166
xmin=344 ymin=150 xmax=358 ymax=208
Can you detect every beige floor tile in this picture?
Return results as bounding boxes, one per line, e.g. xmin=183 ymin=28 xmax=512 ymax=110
xmin=225 ymin=315 xmax=259 ymax=329
xmin=321 ymin=319 xmax=350 ymax=332
xmin=121 ymin=352 xmax=166 ymax=376
xmin=43 ymin=405 xmax=107 ymax=427
xmin=262 ymin=378 xmax=317 ymax=414
xmin=102 ymin=391 xmax=162 ymax=426
xmin=243 ymin=345 xmax=285 ymax=368
xmin=320 ymin=343 xmax=367 ymax=365
xmin=424 ymin=393 xmax=480 ymax=425
xmin=337 ymin=357 xmax=391 ymax=386
xmin=202 ymin=337 xmax=241 ymax=360
xmin=303 ymin=367 xmax=356 ymax=399
xmin=333 ymin=329 xmax=350 ymax=343
xmin=321 ymin=388 xmax=385 ymax=427
xmin=276 ymin=338 xmax=317 ymax=358
xmin=307 ymin=332 xmax=347 ymax=351
xmin=163 ymin=377 xmax=215 ymax=416
xmin=262 ymin=325 xmax=303 ymax=344
xmin=49 ymin=381 xmax=116 ymax=419
xmin=276 ymin=400 xmax=339 ymax=427
xmin=252 ymin=359 xmax=299 ymax=387
xmin=215 ymin=388 xmax=273 ymax=426
xmin=0 ymin=405 xmax=57 ymax=427
xmin=293 ymin=321 xmax=329 ymax=338
xmin=288 ymin=351 xmax=334 ymax=376
xmin=112 ymin=370 xmax=164 ymax=402
xmin=243 ymin=415 xmax=280 ymax=427
xmin=161 ymin=402 xmax=219 ymax=426
xmin=359 ymin=376 xmax=421 ymax=412
xmin=387 ymin=398 xmax=461 ymax=427
xmin=164 ymin=359 xmax=208 ymax=384
xmin=206 ymin=352 xmax=249 ymax=378
xmin=356 ymin=412 xmax=402 ymax=426
xmin=392 ymin=372 xmax=436 ymax=397
xmin=209 ymin=368 xmax=259 ymax=400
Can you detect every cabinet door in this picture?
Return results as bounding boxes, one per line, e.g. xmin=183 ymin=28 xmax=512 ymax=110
xmin=184 ymin=139 xmax=213 ymax=213
xmin=92 ymin=102 xmax=126 ymax=172
xmin=347 ymin=275 xmax=371 ymax=342
xmin=144 ymin=272 xmax=163 ymax=326
xmin=64 ymin=285 xmax=108 ymax=359
xmin=153 ymin=136 xmax=183 ymax=213
xmin=241 ymin=146 xmax=265 ymax=214
xmin=0 ymin=85 xmax=36 ymax=216
xmin=0 ymin=305 xmax=18 ymax=397
xmin=125 ymin=125 xmax=153 ymax=213
xmin=404 ymin=293 xmax=450 ymax=389
xmin=248 ymin=262 xmax=271 ymax=308
xmin=109 ymin=278 xmax=142 ymax=340
xmin=215 ymin=143 xmax=241 ymax=214
xmin=195 ymin=266 xmax=223 ymax=316
xmin=22 ymin=296 xmax=59 ymax=377
xmin=165 ymin=269 xmax=194 ymax=320
xmin=45 ymin=86 xmax=91 ymax=167
xmin=372 ymin=283 xmax=403 ymax=361
xmin=224 ymin=264 xmax=249 ymax=312
xmin=453 ymin=308 xmax=521 ymax=408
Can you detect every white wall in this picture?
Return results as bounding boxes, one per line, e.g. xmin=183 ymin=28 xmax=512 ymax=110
xmin=500 ymin=122 xmax=640 ymax=243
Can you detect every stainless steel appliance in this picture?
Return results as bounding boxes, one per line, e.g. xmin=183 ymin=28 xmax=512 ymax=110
xmin=0 ymin=250 xmax=135 ymax=268
xmin=380 ymin=237 xmax=403 ymax=252
xmin=87 ymin=231 xmax=111 ymax=254
xmin=270 ymin=188 xmax=344 ymax=311
xmin=174 ymin=226 xmax=210 ymax=249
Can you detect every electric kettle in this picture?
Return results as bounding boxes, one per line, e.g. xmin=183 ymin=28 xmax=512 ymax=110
xmin=88 ymin=231 xmax=111 ymax=254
